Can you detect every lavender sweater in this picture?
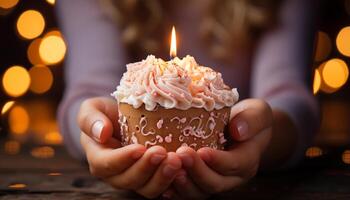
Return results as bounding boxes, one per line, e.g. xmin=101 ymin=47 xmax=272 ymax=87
xmin=57 ymin=0 xmax=319 ymax=166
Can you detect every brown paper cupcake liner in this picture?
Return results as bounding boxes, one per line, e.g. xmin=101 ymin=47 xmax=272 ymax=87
xmin=117 ymin=103 xmax=231 ymax=152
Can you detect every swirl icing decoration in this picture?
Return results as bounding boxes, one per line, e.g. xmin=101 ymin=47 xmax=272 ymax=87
xmin=112 ymin=55 xmax=239 ymax=111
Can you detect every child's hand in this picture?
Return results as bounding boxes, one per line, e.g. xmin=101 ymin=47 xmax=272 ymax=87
xmin=170 ymin=99 xmax=272 ymax=199
xmin=78 ymin=97 xmax=183 ymax=198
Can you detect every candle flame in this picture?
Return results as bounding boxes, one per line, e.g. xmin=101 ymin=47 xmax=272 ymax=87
xmin=170 ymin=26 xmax=177 ymax=58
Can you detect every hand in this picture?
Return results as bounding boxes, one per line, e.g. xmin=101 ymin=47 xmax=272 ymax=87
xmin=78 ymin=97 xmax=183 ymax=198
xmin=169 ymin=99 xmax=272 ymax=199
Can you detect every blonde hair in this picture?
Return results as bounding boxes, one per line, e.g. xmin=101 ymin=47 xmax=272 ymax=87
xmin=101 ymin=0 xmax=281 ymax=60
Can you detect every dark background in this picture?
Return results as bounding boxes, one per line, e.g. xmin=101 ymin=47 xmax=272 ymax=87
xmin=0 ymin=0 xmax=349 ymax=167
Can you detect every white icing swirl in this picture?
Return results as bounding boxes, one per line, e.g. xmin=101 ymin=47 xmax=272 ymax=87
xmin=113 ymin=55 xmax=239 ymax=111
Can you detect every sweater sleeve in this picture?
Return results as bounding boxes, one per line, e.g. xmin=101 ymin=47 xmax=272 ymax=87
xmin=250 ymin=0 xmax=320 ymax=167
xmin=56 ymin=0 xmax=126 ymax=159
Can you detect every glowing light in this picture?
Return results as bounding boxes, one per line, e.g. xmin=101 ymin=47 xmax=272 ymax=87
xmin=8 ymin=183 xmax=27 ymax=189
xmin=313 ymin=69 xmax=321 ymax=94
xmin=46 ymin=0 xmax=55 ymax=5
xmin=2 ymin=66 xmax=31 ymax=97
xmin=31 ymin=146 xmax=55 ymax=159
xmin=29 ymin=65 xmax=53 ymax=94
xmin=45 ymin=30 xmax=62 ymax=37
xmin=0 ymin=0 xmax=19 ymax=9
xmin=336 ymin=26 xmax=350 ymax=57
xmin=314 ymin=31 xmax=332 ymax=62
xmin=4 ymin=140 xmax=20 ymax=155
xmin=16 ymin=10 xmax=45 ymax=39
xmin=39 ymin=35 xmax=66 ymax=65
xmin=1 ymin=101 xmax=15 ymax=115
xmin=44 ymin=131 xmax=63 ymax=145
xmin=9 ymin=105 xmax=29 ymax=135
xmin=48 ymin=172 xmax=62 ymax=176
xmin=305 ymin=146 xmax=323 ymax=158
xmin=170 ymin=26 xmax=177 ymax=58
xmin=27 ymin=38 xmax=44 ymax=65
xmin=321 ymin=58 xmax=349 ymax=90
xmin=342 ymin=150 xmax=350 ymax=164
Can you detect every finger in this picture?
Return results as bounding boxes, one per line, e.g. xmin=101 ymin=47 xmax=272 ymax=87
xmin=162 ymin=188 xmax=175 ymax=199
xmin=176 ymin=147 xmax=242 ymax=194
xmin=106 ymin=145 xmax=167 ymax=190
xmin=81 ymin=133 xmax=146 ymax=178
xmin=136 ymin=152 xmax=182 ymax=199
xmin=229 ymin=99 xmax=272 ymax=141
xmin=173 ymin=171 xmax=208 ymax=200
xmin=198 ymin=126 xmax=271 ymax=177
xmin=77 ymin=97 xmax=119 ymax=143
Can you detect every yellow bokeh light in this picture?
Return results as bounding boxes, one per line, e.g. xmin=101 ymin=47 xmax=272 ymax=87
xmin=314 ymin=31 xmax=332 ymax=62
xmin=48 ymin=172 xmax=62 ymax=176
xmin=1 ymin=101 xmax=15 ymax=115
xmin=29 ymin=65 xmax=53 ymax=94
xmin=8 ymin=183 xmax=27 ymax=189
xmin=0 ymin=0 xmax=19 ymax=9
xmin=321 ymin=58 xmax=349 ymax=89
xmin=31 ymin=146 xmax=55 ymax=159
xmin=305 ymin=146 xmax=323 ymax=158
xmin=343 ymin=150 xmax=350 ymax=164
xmin=4 ymin=140 xmax=20 ymax=155
xmin=27 ymin=38 xmax=44 ymax=65
xmin=336 ymin=26 xmax=350 ymax=57
xmin=39 ymin=35 xmax=66 ymax=65
xmin=16 ymin=10 xmax=45 ymax=39
xmin=44 ymin=131 xmax=63 ymax=145
xmin=46 ymin=0 xmax=55 ymax=5
xmin=313 ymin=69 xmax=321 ymax=94
xmin=9 ymin=105 xmax=29 ymax=135
xmin=2 ymin=66 xmax=31 ymax=97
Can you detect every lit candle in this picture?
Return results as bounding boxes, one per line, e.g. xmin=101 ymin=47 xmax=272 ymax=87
xmin=170 ymin=26 xmax=177 ymax=59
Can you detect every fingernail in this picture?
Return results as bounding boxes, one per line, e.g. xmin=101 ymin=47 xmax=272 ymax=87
xmin=150 ymin=154 xmax=166 ymax=165
xmin=236 ymin=120 xmax=248 ymax=138
xmin=163 ymin=165 xmax=178 ymax=178
xmin=92 ymin=121 xmax=104 ymax=141
xmin=175 ymin=175 xmax=187 ymax=185
xmin=178 ymin=153 xmax=193 ymax=167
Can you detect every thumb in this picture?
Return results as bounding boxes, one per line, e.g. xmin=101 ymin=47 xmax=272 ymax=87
xmin=229 ymin=99 xmax=272 ymax=142
xmin=77 ymin=97 xmax=119 ymax=143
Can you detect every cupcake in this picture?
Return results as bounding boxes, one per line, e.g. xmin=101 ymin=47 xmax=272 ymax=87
xmin=112 ymin=55 xmax=239 ymax=151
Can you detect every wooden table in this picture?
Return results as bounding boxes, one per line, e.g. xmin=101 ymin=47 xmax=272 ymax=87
xmin=1 ymin=144 xmax=350 ymax=200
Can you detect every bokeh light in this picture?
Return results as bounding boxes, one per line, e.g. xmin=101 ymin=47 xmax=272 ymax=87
xmin=2 ymin=66 xmax=31 ymax=97
xmin=31 ymin=146 xmax=55 ymax=159
xmin=0 ymin=0 xmax=18 ymax=9
xmin=1 ymin=101 xmax=15 ymax=115
xmin=39 ymin=34 xmax=66 ymax=65
xmin=9 ymin=105 xmax=29 ymax=135
xmin=48 ymin=172 xmax=62 ymax=176
xmin=16 ymin=10 xmax=45 ymax=39
xmin=44 ymin=131 xmax=63 ymax=145
xmin=29 ymin=65 xmax=53 ymax=94
xmin=305 ymin=146 xmax=323 ymax=158
xmin=336 ymin=26 xmax=350 ymax=57
xmin=8 ymin=183 xmax=27 ymax=189
xmin=313 ymin=69 xmax=321 ymax=94
xmin=27 ymin=38 xmax=44 ymax=65
xmin=342 ymin=150 xmax=350 ymax=164
xmin=314 ymin=31 xmax=332 ymax=62
xmin=4 ymin=140 xmax=20 ymax=155
xmin=321 ymin=58 xmax=349 ymax=90
xmin=46 ymin=0 xmax=55 ymax=5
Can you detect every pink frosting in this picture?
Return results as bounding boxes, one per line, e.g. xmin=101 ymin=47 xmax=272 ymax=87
xmin=112 ymin=55 xmax=239 ymax=111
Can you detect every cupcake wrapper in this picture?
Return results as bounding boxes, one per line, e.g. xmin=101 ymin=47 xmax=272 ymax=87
xmin=118 ymin=103 xmax=231 ymax=151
